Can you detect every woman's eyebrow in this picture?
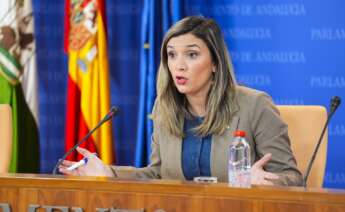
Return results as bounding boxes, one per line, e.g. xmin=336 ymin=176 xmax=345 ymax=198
xmin=167 ymin=44 xmax=201 ymax=49
xmin=186 ymin=44 xmax=200 ymax=49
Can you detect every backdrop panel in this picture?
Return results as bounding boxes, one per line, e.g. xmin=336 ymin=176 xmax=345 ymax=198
xmin=32 ymin=0 xmax=345 ymax=188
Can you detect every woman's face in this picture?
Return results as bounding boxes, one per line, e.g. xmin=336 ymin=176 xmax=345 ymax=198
xmin=167 ymin=33 xmax=215 ymax=98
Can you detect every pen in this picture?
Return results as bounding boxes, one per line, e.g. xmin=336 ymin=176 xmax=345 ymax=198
xmin=66 ymin=153 xmax=97 ymax=171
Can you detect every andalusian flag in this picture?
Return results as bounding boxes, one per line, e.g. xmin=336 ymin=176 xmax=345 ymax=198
xmin=0 ymin=0 xmax=40 ymax=173
xmin=64 ymin=0 xmax=114 ymax=164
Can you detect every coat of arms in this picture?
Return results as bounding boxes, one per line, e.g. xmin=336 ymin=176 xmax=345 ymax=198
xmin=69 ymin=0 xmax=97 ymax=51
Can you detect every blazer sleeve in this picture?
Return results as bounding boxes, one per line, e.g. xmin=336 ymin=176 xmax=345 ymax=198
xmin=109 ymin=130 xmax=162 ymax=179
xmin=250 ymin=93 xmax=303 ymax=186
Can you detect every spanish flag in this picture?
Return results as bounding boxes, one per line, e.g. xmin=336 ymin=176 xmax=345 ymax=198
xmin=64 ymin=0 xmax=114 ymax=164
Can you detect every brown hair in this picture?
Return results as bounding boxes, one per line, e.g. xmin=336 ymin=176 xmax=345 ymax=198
xmin=153 ymin=16 xmax=237 ymax=137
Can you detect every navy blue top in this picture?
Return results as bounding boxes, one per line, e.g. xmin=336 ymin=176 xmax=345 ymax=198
xmin=182 ymin=116 xmax=212 ymax=180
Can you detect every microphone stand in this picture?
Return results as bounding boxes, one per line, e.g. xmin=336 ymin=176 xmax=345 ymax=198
xmin=52 ymin=106 xmax=119 ymax=175
xmin=303 ymin=96 xmax=341 ymax=187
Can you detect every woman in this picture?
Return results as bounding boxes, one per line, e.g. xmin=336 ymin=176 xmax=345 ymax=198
xmin=60 ymin=16 xmax=303 ymax=186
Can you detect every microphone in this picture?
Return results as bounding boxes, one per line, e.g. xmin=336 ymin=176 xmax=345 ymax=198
xmin=303 ymin=96 xmax=341 ymax=187
xmin=52 ymin=106 xmax=119 ymax=174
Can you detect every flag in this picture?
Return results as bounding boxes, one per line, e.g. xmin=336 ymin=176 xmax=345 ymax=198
xmin=0 ymin=0 xmax=40 ymax=173
xmin=64 ymin=0 xmax=114 ymax=164
xmin=135 ymin=0 xmax=184 ymax=167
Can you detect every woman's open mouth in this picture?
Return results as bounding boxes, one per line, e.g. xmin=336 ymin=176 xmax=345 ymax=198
xmin=176 ymin=76 xmax=188 ymax=85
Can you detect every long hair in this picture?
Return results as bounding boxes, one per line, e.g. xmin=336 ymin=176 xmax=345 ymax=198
xmin=153 ymin=16 xmax=237 ymax=138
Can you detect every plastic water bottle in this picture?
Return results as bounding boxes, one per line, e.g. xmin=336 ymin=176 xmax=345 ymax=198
xmin=228 ymin=130 xmax=251 ymax=188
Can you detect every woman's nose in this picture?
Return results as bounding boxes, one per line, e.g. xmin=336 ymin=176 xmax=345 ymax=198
xmin=176 ymin=57 xmax=187 ymax=71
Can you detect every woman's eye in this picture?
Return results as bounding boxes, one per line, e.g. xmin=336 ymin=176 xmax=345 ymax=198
xmin=167 ymin=52 xmax=176 ymax=59
xmin=188 ymin=52 xmax=199 ymax=59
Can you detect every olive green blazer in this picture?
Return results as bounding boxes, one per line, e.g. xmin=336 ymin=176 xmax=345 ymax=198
xmin=111 ymin=86 xmax=303 ymax=186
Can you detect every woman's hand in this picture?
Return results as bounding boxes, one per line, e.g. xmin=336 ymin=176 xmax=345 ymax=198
xmin=251 ymin=153 xmax=279 ymax=185
xmin=59 ymin=147 xmax=114 ymax=177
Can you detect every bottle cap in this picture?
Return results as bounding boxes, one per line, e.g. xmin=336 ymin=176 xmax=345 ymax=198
xmin=233 ymin=130 xmax=246 ymax=137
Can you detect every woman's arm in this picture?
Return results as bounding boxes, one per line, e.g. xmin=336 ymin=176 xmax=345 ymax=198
xmin=250 ymin=93 xmax=303 ymax=186
xmin=59 ymin=132 xmax=162 ymax=179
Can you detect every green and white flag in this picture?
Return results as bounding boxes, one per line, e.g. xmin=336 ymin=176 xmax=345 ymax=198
xmin=0 ymin=0 xmax=39 ymax=173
